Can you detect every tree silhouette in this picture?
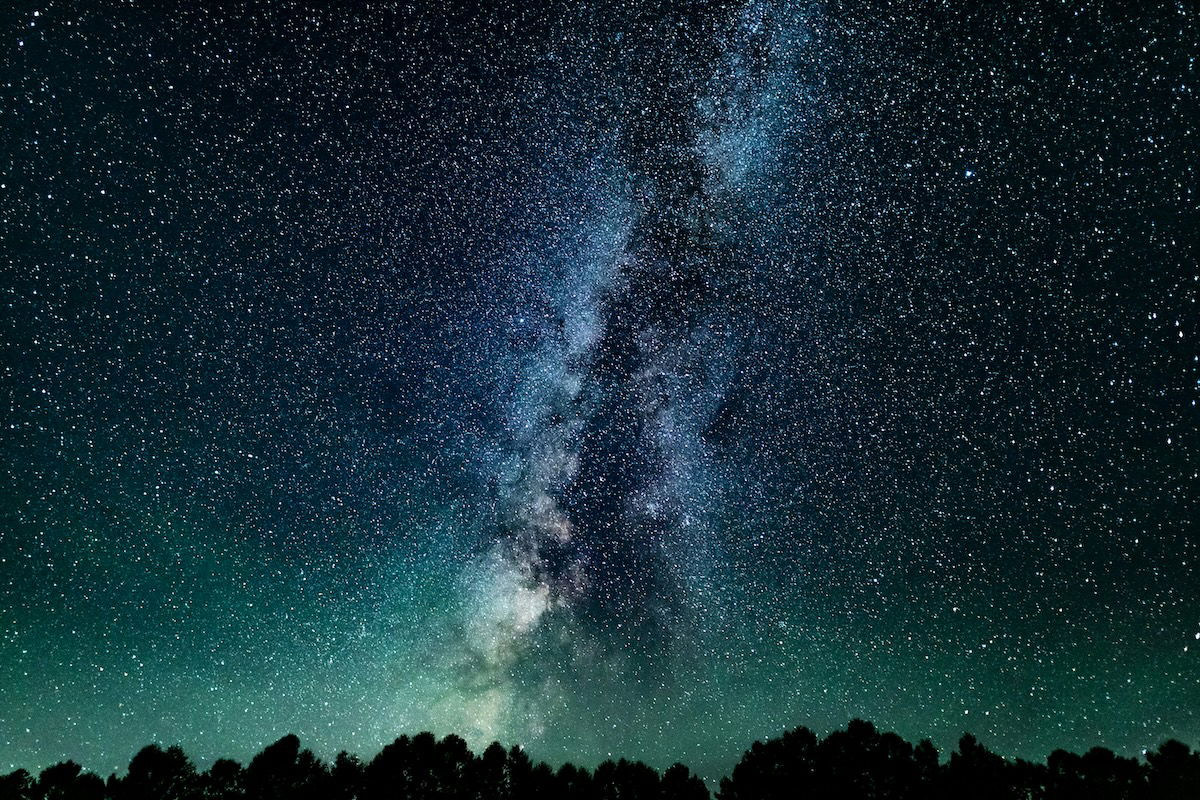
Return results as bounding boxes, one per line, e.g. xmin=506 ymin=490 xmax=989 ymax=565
xmin=1146 ymin=740 xmax=1200 ymax=800
xmin=474 ymin=742 xmax=508 ymax=800
xmin=502 ymin=745 xmax=536 ymax=800
xmin=1044 ymin=746 xmax=1146 ymax=800
xmin=109 ymin=745 xmax=198 ymax=800
xmin=943 ymin=733 xmax=1021 ymax=800
xmin=814 ymin=719 xmax=926 ymax=798
xmin=29 ymin=763 xmax=103 ymax=800
xmin=363 ymin=733 xmax=413 ymax=800
xmin=661 ymin=763 xmax=708 ymax=800
xmin=5 ymin=720 xmax=1200 ymax=800
xmin=717 ymin=722 xmax=1200 ymax=800
xmin=555 ymin=762 xmax=594 ymax=800
xmin=912 ymin=739 xmax=940 ymax=792
xmin=433 ymin=734 xmax=473 ymax=800
xmin=198 ymin=760 xmax=243 ymax=800
xmin=718 ymin=725 xmax=818 ymax=800
xmin=594 ymin=758 xmax=659 ymax=800
xmin=329 ymin=753 xmax=362 ymax=800
xmin=241 ymin=735 xmax=329 ymax=800
xmin=528 ymin=762 xmax=557 ymax=799
xmin=0 ymin=770 xmax=34 ymax=800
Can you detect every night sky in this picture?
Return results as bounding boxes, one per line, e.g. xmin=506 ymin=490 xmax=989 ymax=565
xmin=2 ymin=0 xmax=1198 ymax=784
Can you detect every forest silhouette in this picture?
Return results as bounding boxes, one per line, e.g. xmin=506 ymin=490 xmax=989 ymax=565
xmin=3 ymin=719 xmax=1198 ymax=800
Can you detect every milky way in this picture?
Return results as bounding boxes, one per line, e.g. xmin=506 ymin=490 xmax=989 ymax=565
xmin=452 ymin=1 xmax=804 ymax=742
xmin=2 ymin=0 xmax=1198 ymax=784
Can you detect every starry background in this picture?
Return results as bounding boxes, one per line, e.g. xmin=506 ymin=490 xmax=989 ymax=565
xmin=2 ymin=0 xmax=1198 ymax=784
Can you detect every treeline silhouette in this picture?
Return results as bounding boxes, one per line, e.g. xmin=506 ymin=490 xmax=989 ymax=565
xmin=3 ymin=720 xmax=1198 ymax=800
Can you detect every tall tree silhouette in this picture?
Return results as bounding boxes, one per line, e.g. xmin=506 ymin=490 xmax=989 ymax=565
xmin=912 ymin=739 xmax=940 ymax=792
xmin=474 ymin=742 xmax=508 ymax=800
xmin=242 ymin=735 xmax=329 ymax=800
xmin=109 ymin=745 xmax=198 ymax=800
xmin=363 ymin=733 xmax=414 ymax=800
xmin=329 ymin=753 xmax=363 ymax=800
xmin=501 ymin=745 xmax=534 ymax=800
xmin=717 ymin=725 xmax=819 ymax=800
xmin=555 ymin=762 xmax=594 ymax=800
xmin=661 ymin=763 xmax=708 ymax=800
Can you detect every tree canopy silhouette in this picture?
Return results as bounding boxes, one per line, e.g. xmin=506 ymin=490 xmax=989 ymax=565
xmin=2 ymin=721 xmax=1197 ymax=800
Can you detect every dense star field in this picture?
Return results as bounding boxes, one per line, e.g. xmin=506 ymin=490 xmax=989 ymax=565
xmin=2 ymin=0 xmax=1197 ymax=783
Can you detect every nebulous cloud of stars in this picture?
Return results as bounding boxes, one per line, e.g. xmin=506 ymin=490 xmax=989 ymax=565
xmin=1 ymin=0 xmax=1197 ymax=783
